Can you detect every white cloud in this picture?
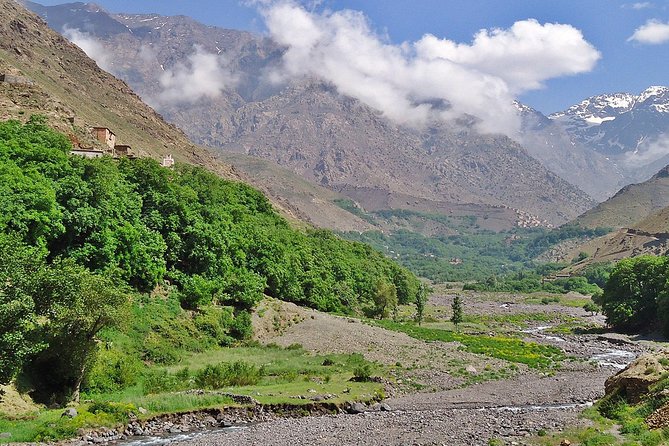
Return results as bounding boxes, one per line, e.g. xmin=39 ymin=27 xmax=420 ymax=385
xmin=623 ymin=2 xmax=654 ymax=9
xmin=156 ymin=45 xmax=238 ymax=105
xmin=628 ymin=19 xmax=669 ymax=44
xmin=623 ymin=135 xmax=669 ymax=167
xmin=63 ymin=27 xmax=115 ymax=73
xmin=262 ymin=2 xmax=600 ymax=136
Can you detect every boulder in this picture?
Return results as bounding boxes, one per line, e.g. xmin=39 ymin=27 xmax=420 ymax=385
xmin=604 ymin=353 xmax=669 ymax=403
xmin=61 ymin=408 xmax=78 ymax=418
xmin=346 ymin=402 xmax=367 ymax=414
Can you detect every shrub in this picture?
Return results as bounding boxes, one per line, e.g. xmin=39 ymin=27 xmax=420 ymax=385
xmin=194 ymin=361 xmax=264 ymax=389
xmin=84 ymin=348 xmax=143 ymax=393
xmin=143 ymin=369 xmax=184 ymax=394
xmin=88 ymin=401 xmax=135 ymax=421
xmin=352 ymin=364 xmax=373 ymax=382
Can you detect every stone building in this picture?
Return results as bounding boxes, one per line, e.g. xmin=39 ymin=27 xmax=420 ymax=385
xmin=113 ymin=144 xmax=134 ymax=158
xmin=91 ymin=127 xmax=116 ymax=150
xmin=70 ymin=147 xmax=104 ymax=158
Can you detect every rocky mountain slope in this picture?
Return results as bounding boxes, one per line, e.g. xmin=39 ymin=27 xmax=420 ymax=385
xmin=573 ymin=165 xmax=669 ymax=230
xmin=561 ymin=165 xmax=669 ymax=270
xmin=1 ymin=0 xmax=237 ymax=176
xmin=2 ymin=0 xmax=379 ymax=231
xmin=515 ymin=101 xmax=625 ymax=201
xmin=25 ymin=1 xmax=596 ymax=227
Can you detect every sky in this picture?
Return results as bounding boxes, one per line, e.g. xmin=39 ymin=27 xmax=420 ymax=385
xmin=34 ymin=0 xmax=669 ymax=115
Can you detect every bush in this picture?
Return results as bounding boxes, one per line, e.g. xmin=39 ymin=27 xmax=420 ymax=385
xmin=352 ymin=364 xmax=373 ymax=382
xmin=194 ymin=361 xmax=264 ymax=389
xmin=84 ymin=348 xmax=143 ymax=393
xmin=87 ymin=401 xmax=135 ymax=421
xmin=143 ymin=369 xmax=183 ymax=394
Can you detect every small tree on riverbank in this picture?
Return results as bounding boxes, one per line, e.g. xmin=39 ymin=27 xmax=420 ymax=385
xmin=451 ymin=295 xmax=463 ymax=331
xmin=415 ymin=283 xmax=427 ymax=325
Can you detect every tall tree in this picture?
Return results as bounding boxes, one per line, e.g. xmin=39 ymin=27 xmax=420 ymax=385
xmin=28 ymin=260 xmax=130 ymax=403
xmin=415 ymin=283 xmax=428 ymax=326
xmin=0 ymin=235 xmax=46 ymax=388
xmin=451 ymin=295 xmax=464 ymax=331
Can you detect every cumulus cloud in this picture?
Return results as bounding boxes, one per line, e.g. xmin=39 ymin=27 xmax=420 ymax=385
xmin=63 ymin=27 xmax=115 ymax=73
xmin=156 ymin=45 xmax=238 ymax=105
xmin=261 ymin=2 xmax=600 ymax=136
xmin=629 ymin=19 xmax=669 ymax=44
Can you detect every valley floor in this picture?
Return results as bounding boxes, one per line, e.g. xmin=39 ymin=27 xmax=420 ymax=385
xmin=153 ymin=291 xmax=659 ymax=446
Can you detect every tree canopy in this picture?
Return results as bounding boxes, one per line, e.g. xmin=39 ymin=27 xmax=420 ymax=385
xmin=0 ymin=118 xmax=420 ymax=401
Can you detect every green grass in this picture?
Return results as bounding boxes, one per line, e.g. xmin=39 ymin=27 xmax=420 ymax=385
xmin=524 ymin=294 xmax=592 ymax=308
xmin=0 ymin=344 xmax=384 ymax=443
xmin=375 ymin=320 xmax=564 ymax=370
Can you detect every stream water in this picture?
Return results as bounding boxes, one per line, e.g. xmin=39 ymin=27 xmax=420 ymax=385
xmin=522 ymin=325 xmax=637 ymax=369
xmin=117 ymin=426 xmax=247 ymax=446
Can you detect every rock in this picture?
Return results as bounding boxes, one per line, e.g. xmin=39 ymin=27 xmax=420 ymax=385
xmin=379 ymin=403 xmax=392 ymax=412
xmin=647 ymin=402 xmax=669 ymax=429
xmin=62 ymin=408 xmax=78 ymax=418
xmin=560 ymin=440 xmax=571 ymax=446
xmin=605 ymin=353 xmax=669 ymax=403
xmin=0 ymin=433 xmax=11 ymax=439
xmin=465 ymin=365 xmax=478 ymax=374
xmin=597 ymin=333 xmax=635 ymax=346
xmin=347 ymin=402 xmax=367 ymax=414
xmin=138 ymin=406 xmax=148 ymax=414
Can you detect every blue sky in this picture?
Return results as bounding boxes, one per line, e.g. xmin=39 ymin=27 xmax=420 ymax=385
xmin=35 ymin=0 xmax=669 ymax=114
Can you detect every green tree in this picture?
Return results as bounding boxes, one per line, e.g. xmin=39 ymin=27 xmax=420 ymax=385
xmin=28 ymin=260 xmax=130 ymax=403
xmin=583 ymin=301 xmax=601 ymax=316
xmin=0 ymin=235 xmax=46 ymax=387
xmin=372 ymin=281 xmax=398 ymax=319
xmin=451 ymin=295 xmax=464 ymax=330
xmin=595 ymin=256 xmax=668 ymax=332
xmin=415 ymin=283 xmax=428 ymax=325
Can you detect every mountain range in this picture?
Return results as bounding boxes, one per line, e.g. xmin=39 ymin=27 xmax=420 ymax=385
xmin=23 ymin=1 xmax=603 ymax=228
xmin=17 ymin=1 xmax=669 ymax=233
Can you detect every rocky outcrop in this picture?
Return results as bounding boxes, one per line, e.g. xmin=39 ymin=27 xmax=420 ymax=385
xmin=604 ymin=352 xmax=669 ymax=404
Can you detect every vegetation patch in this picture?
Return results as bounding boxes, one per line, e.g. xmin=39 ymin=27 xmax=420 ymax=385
xmin=374 ymin=321 xmax=564 ymax=370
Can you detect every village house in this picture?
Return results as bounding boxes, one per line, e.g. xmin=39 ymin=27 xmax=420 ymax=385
xmin=161 ymin=154 xmax=175 ymax=168
xmin=70 ymin=147 xmax=105 ymax=159
xmin=91 ymin=126 xmax=116 ymax=150
xmin=113 ymin=144 xmax=134 ymax=158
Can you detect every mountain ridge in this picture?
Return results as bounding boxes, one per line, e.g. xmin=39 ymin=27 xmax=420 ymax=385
xmin=24 ymin=1 xmax=596 ymax=227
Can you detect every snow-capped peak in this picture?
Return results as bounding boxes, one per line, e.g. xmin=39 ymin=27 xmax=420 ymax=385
xmin=550 ymin=86 xmax=669 ymax=125
xmin=638 ymin=86 xmax=669 ymax=103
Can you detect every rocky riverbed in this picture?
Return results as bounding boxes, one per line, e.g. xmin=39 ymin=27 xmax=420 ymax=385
xmin=94 ymin=293 xmax=659 ymax=446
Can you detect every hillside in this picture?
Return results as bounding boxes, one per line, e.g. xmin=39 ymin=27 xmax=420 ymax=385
xmin=1 ymin=0 xmax=380 ymax=229
xmin=25 ymin=2 xmax=596 ymax=227
xmin=573 ymin=165 xmax=669 ymax=229
xmin=0 ymin=0 xmax=234 ymax=176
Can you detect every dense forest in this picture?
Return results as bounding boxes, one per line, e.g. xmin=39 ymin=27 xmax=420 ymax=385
xmin=0 ymin=117 xmax=420 ymax=403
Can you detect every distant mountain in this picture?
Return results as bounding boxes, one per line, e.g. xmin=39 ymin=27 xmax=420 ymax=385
xmin=25 ymin=1 xmax=596 ymax=227
xmin=514 ymin=101 xmax=625 ymax=201
xmin=549 ymin=86 xmax=669 ymax=183
xmin=573 ymin=165 xmax=669 ymax=230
